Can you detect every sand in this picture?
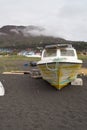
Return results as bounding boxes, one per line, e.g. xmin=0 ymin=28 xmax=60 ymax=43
xmin=0 ymin=60 xmax=87 ymax=130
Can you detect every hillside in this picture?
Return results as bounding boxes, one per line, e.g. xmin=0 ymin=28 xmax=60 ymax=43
xmin=0 ymin=25 xmax=87 ymax=51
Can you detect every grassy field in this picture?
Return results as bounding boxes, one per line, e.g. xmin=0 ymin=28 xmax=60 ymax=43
xmin=78 ymin=54 xmax=87 ymax=60
xmin=0 ymin=54 xmax=86 ymax=73
xmin=0 ymin=55 xmax=40 ymax=73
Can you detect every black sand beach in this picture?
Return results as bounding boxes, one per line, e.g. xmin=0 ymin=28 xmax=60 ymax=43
xmin=0 ymin=62 xmax=87 ymax=130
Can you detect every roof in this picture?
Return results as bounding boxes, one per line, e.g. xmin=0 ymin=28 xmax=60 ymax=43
xmin=45 ymin=44 xmax=72 ymax=49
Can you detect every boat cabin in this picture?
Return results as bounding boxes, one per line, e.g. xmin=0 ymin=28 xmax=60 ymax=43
xmin=41 ymin=44 xmax=78 ymax=60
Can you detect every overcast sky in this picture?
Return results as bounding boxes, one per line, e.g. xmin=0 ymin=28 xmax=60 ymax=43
xmin=0 ymin=0 xmax=87 ymax=41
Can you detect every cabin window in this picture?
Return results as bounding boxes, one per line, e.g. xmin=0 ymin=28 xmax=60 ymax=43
xmin=44 ymin=49 xmax=57 ymax=57
xmin=60 ymin=49 xmax=75 ymax=56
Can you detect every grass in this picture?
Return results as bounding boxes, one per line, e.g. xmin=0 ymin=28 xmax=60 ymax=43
xmin=78 ymin=54 xmax=87 ymax=60
xmin=0 ymin=55 xmax=41 ymax=73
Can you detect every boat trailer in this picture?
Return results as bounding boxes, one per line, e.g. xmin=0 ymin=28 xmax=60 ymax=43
xmin=26 ymin=69 xmax=42 ymax=78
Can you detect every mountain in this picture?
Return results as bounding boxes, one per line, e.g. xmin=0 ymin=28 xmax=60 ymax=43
xmin=0 ymin=25 xmax=66 ymax=49
xmin=0 ymin=25 xmax=87 ymax=51
xmin=0 ymin=25 xmax=45 ymax=37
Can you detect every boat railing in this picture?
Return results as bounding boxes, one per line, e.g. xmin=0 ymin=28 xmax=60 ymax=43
xmin=45 ymin=44 xmax=72 ymax=49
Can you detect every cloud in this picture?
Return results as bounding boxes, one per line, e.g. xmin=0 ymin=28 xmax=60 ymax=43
xmin=0 ymin=0 xmax=87 ymax=41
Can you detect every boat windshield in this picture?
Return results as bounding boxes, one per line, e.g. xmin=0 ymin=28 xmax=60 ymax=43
xmin=60 ymin=49 xmax=75 ymax=56
xmin=43 ymin=49 xmax=57 ymax=57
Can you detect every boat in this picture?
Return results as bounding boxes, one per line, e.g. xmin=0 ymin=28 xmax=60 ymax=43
xmin=37 ymin=44 xmax=83 ymax=90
